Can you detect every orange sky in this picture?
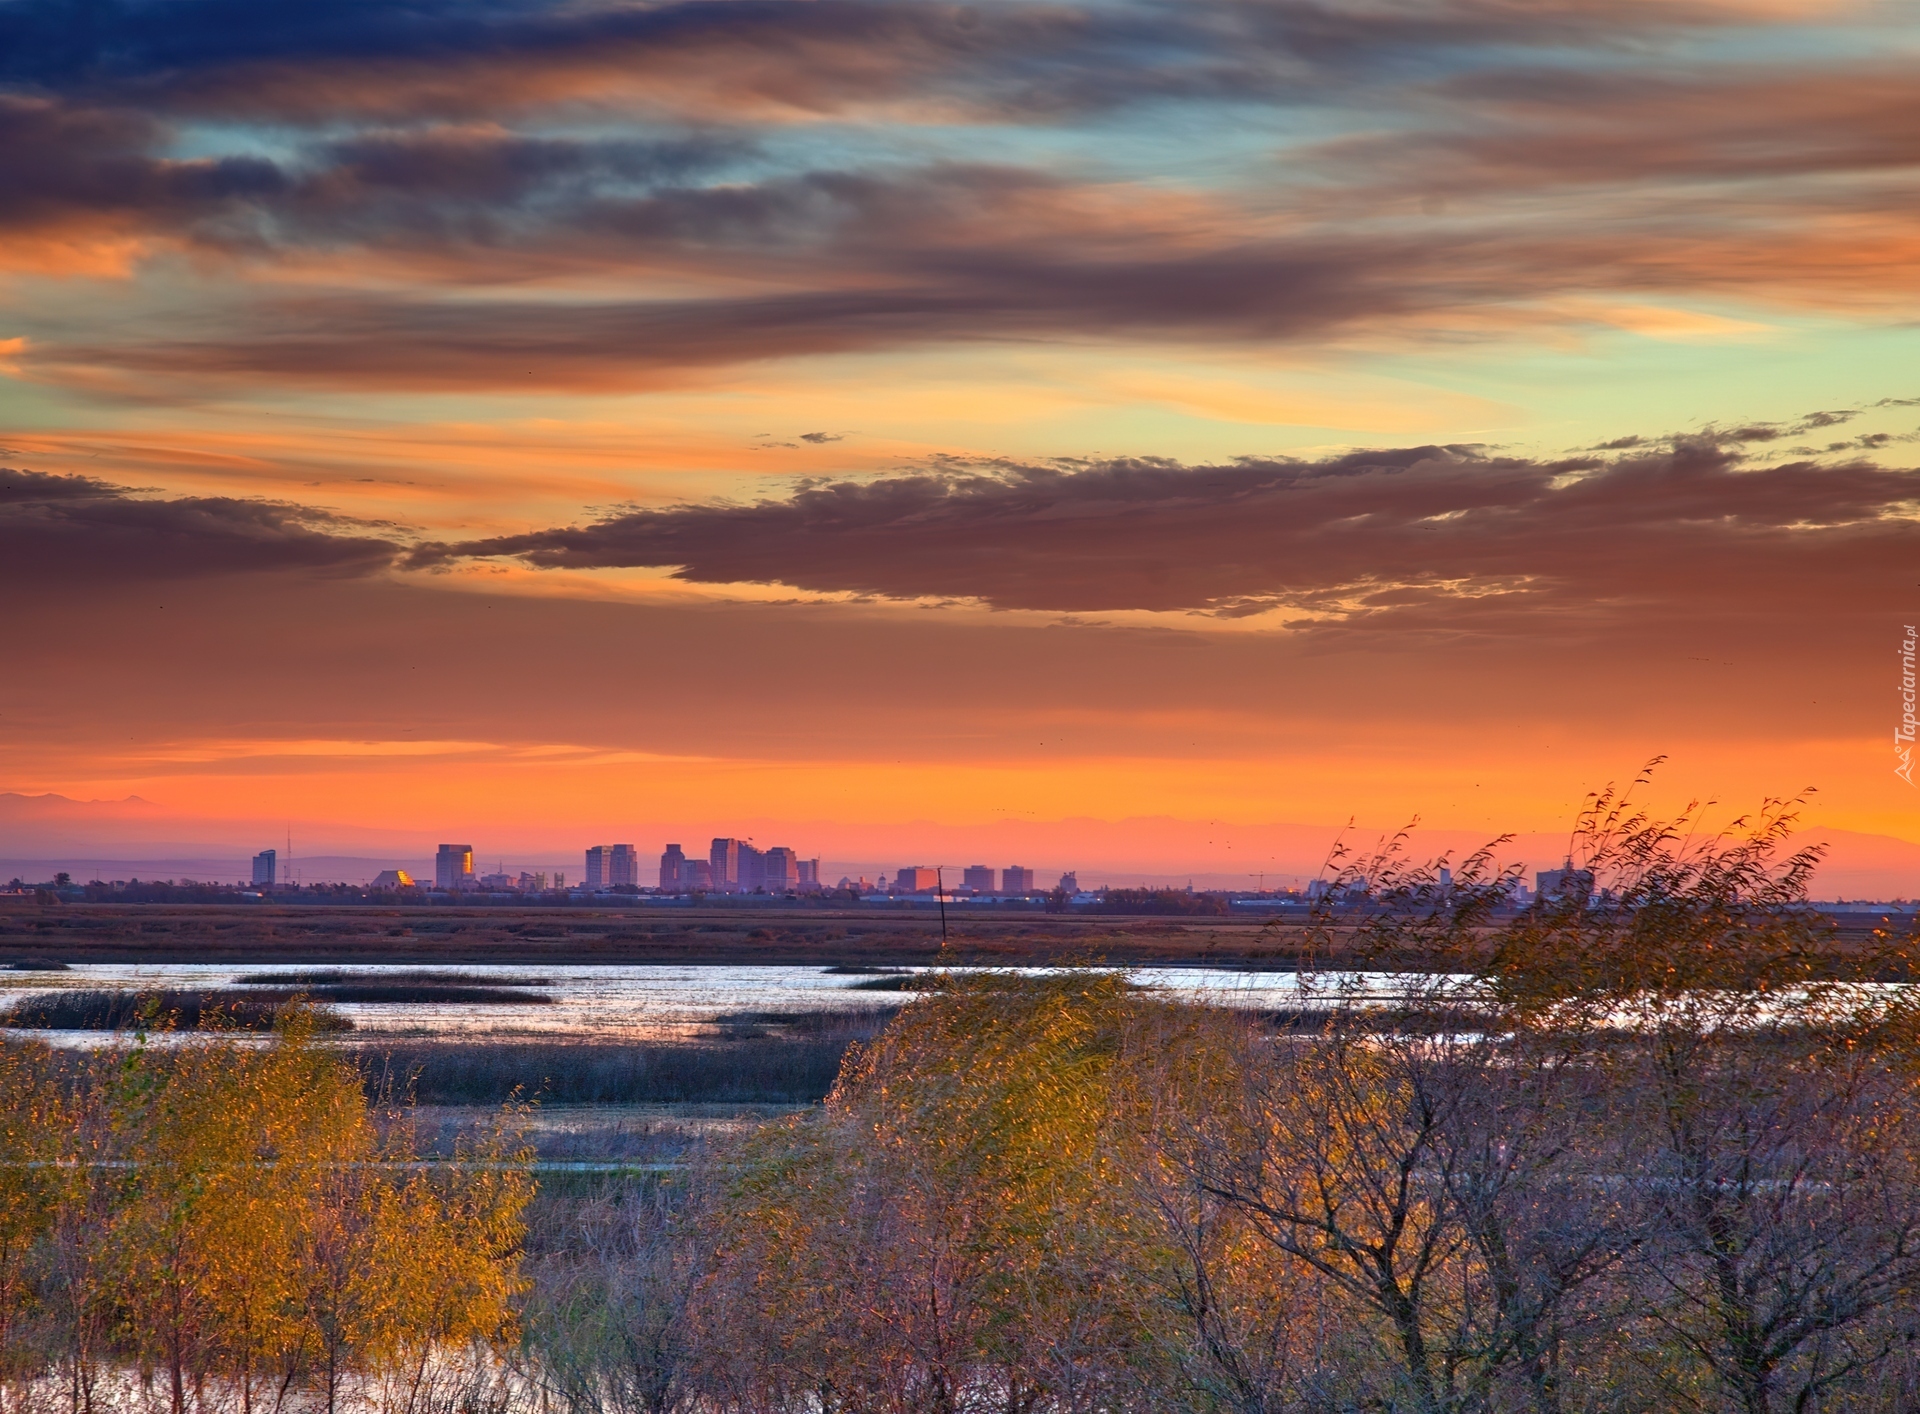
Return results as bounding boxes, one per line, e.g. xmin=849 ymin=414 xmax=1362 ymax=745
xmin=4 ymin=0 xmax=1920 ymax=889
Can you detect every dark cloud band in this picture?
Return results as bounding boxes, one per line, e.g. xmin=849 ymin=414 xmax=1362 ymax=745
xmin=402 ymin=432 xmax=1920 ymax=626
xmin=0 ymin=470 xmax=400 ymax=586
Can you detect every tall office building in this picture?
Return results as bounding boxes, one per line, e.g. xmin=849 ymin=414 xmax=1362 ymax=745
xmin=583 ymin=845 xmax=638 ymax=888
xmin=895 ymin=866 xmax=939 ymax=893
xmin=796 ymin=858 xmax=821 ymax=891
xmin=1001 ymin=865 xmax=1035 ymax=894
xmin=1535 ymin=859 xmax=1594 ymax=903
xmin=659 ymin=843 xmax=687 ymax=891
xmin=764 ymin=846 xmax=798 ymax=892
xmin=684 ymin=859 xmax=713 ymax=889
xmin=435 ymin=844 xmax=474 ymax=890
xmin=962 ymin=864 xmax=994 ymax=892
xmin=710 ymin=838 xmax=742 ymax=891
xmin=251 ymin=849 xmax=276 ymax=886
xmin=706 ymin=836 xmax=801 ymax=892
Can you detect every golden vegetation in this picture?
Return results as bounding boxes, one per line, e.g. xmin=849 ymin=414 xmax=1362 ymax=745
xmin=0 ymin=1013 xmax=530 ymax=1414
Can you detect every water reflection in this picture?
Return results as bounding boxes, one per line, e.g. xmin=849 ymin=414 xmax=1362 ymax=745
xmin=0 ymin=962 xmax=1470 ymax=1043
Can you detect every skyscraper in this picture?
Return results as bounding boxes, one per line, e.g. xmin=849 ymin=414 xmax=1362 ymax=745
xmin=435 ymin=844 xmax=474 ymax=890
xmin=659 ymin=843 xmax=687 ymax=891
xmin=251 ymin=849 xmax=276 ymax=886
xmin=610 ymin=844 xmax=639 ymax=888
xmin=710 ymin=838 xmax=742 ymax=891
xmin=1001 ymin=866 xmax=1034 ymax=894
xmin=895 ymin=866 xmax=939 ymax=893
xmin=796 ymin=858 xmax=821 ymax=891
xmin=1535 ymin=859 xmax=1594 ymax=903
xmin=736 ymin=843 xmax=766 ymax=892
xmin=764 ymin=846 xmax=798 ymax=892
xmin=962 ymin=864 xmax=994 ymax=892
xmin=585 ymin=845 xmax=612 ymax=888
xmin=684 ymin=860 xmax=713 ymax=889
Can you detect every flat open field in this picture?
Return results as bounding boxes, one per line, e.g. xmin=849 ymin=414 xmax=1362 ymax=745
xmin=0 ymin=900 xmax=1330 ymax=967
xmin=0 ymin=899 xmax=1892 ymax=969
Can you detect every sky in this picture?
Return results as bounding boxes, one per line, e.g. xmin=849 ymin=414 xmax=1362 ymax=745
xmin=4 ymin=0 xmax=1920 ymax=888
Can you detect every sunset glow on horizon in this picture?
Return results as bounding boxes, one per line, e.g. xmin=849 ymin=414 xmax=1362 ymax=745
xmin=5 ymin=0 xmax=1920 ymax=887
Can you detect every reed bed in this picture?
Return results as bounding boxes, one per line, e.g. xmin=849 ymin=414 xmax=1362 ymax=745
xmin=235 ymin=969 xmax=555 ymax=988
xmin=2 ymin=987 xmax=352 ymax=1032
xmin=359 ymin=1007 xmax=899 ymax=1105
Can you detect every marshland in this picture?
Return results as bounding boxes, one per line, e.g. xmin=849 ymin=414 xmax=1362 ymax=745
xmin=4 ymin=792 xmax=1920 ymax=1414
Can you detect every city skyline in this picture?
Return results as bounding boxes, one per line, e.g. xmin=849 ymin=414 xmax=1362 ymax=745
xmin=13 ymin=789 xmax=1920 ymax=898
xmin=20 ymin=845 xmax=1920 ymax=911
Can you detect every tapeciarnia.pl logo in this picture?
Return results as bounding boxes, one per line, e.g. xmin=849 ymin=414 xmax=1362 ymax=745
xmin=1899 ymin=624 xmax=1917 ymax=786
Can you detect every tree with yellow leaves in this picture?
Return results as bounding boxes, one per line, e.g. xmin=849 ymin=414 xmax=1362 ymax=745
xmin=690 ymin=971 xmax=1194 ymax=1412
xmin=0 ymin=1003 xmax=532 ymax=1414
xmin=0 ymin=1039 xmax=67 ymax=1406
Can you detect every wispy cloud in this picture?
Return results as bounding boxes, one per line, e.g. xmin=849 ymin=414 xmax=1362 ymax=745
xmin=0 ymin=0 xmax=1756 ymax=126
xmin=5 ymin=0 xmax=1916 ymax=394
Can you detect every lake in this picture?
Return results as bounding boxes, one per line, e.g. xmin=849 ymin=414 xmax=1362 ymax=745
xmin=0 ymin=962 xmax=1456 ymax=1041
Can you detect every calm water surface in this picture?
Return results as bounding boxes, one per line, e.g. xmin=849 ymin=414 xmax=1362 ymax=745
xmin=0 ymin=963 xmax=1461 ymax=1041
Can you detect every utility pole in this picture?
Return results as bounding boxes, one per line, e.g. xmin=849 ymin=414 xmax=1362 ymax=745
xmin=936 ymin=866 xmax=949 ymax=950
